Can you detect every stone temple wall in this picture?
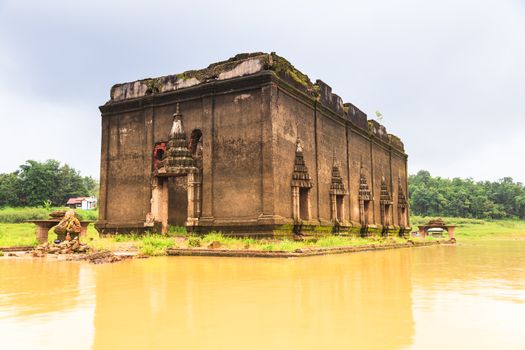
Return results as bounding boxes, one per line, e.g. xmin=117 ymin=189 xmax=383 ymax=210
xmin=96 ymin=52 xmax=410 ymax=236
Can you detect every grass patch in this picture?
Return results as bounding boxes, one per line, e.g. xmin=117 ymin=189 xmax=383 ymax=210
xmin=138 ymin=235 xmax=175 ymax=256
xmin=0 ymin=206 xmax=98 ymax=223
xmin=0 ymin=207 xmax=50 ymax=223
xmin=4 ymin=217 xmax=524 ymax=255
xmin=410 ymin=216 xmax=525 ymax=239
xmin=168 ymin=225 xmax=187 ymax=235
xmin=455 ymin=220 xmax=525 ymax=239
xmin=0 ymin=223 xmax=39 ymax=247
xmin=316 ymin=236 xmax=363 ymax=247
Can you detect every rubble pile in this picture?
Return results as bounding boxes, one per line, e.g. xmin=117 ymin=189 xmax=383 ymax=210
xmin=87 ymin=251 xmax=129 ymax=264
xmin=30 ymin=238 xmax=131 ymax=264
xmin=32 ymin=238 xmax=91 ymax=257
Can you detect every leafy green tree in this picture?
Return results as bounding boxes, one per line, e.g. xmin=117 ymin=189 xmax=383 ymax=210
xmin=0 ymin=160 xmax=98 ymax=207
xmin=409 ymin=171 xmax=525 ymax=219
xmin=82 ymin=176 xmax=99 ymax=197
xmin=0 ymin=173 xmax=20 ymax=206
xmin=17 ymin=160 xmax=61 ymax=206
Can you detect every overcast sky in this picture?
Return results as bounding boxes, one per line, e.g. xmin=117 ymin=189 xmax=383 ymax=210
xmin=1 ymin=0 xmax=524 ymax=182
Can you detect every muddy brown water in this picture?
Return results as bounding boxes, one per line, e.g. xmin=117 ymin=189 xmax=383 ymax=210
xmin=1 ymin=240 xmax=524 ymax=350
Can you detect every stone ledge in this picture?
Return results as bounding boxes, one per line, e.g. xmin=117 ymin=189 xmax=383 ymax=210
xmin=0 ymin=245 xmax=35 ymax=252
xmin=166 ymin=240 xmax=454 ymax=258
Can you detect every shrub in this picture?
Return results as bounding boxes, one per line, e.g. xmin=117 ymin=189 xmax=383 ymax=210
xmin=188 ymin=237 xmax=201 ymax=247
xmin=139 ymin=234 xmax=174 ymax=256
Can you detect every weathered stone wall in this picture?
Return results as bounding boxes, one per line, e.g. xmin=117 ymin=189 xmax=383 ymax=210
xmin=271 ymin=77 xmax=408 ymax=234
xmin=271 ymin=86 xmax=317 ymax=222
xmin=102 ymin=110 xmax=148 ymax=225
xmin=316 ymin=106 xmax=348 ymax=224
xmin=212 ymin=90 xmax=263 ymax=220
xmin=391 ymin=150 xmax=409 ymax=226
xmin=98 ymin=86 xmax=267 ymax=232
xmin=347 ymin=129 xmax=373 ymax=224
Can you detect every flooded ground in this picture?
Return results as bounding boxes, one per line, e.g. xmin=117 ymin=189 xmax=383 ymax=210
xmin=1 ymin=240 xmax=524 ymax=350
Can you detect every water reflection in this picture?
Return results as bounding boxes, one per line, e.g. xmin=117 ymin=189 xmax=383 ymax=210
xmin=0 ymin=259 xmax=95 ymax=349
xmin=412 ymin=240 xmax=525 ymax=303
xmin=2 ymin=240 xmax=525 ymax=349
xmin=410 ymin=240 xmax=525 ymax=349
xmin=0 ymin=259 xmax=82 ymax=316
xmin=92 ymin=250 xmax=414 ymax=350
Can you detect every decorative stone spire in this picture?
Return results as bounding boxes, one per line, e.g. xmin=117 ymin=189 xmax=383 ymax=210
xmin=330 ymin=156 xmax=347 ymax=195
xmin=170 ymin=104 xmax=183 ymax=137
xmin=398 ymin=176 xmax=408 ymax=208
xmin=358 ymin=160 xmax=372 ymax=201
xmin=156 ymin=103 xmax=196 ymax=175
xmin=380 ymin=177 xmax=392 ymax=204
xmin=291 ymin=138 xmax=313 ymax=188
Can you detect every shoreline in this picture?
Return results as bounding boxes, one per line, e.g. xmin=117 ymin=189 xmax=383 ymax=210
xmin=0 ymin=239 xmax=455 ymax=261
xmin=166 ymin=239 xmax=455 ymax=258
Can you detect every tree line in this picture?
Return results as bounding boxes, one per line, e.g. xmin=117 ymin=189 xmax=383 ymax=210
xmin=0 ymin=160 xmax=98 ymax=207
xmin=409 ymin=170 xmax=525 ymax=219
xmin=2 ymin=161 xmax=524 ymax=219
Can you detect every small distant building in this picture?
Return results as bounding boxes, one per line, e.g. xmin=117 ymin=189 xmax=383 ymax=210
xmin=66 ymin=196 xmax=98 ymax=210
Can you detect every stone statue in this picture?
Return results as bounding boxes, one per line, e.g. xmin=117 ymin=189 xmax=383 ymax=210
xmin=145 ymin=212 xmax=155 ymax=227
xmin=54 ymin=209 xmax=82 ymax=242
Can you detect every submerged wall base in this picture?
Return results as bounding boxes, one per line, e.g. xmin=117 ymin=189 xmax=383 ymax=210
xmin=167 ymin=239 xmax=454 ymax=258
xmin=95 ymin=220 xmax=411 ymax=238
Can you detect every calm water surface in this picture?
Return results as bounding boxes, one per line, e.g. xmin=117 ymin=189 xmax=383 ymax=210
xmin=1 ymin=240 xmax=524 ymax=350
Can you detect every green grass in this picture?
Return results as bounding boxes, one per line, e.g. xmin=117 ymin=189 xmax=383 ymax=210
xmin=410 ymin=216 xmax=525 ymax=239
xmin=315 ymin=236 xmax=377 ymax=247
xmin=0 ymin=223 xmax=39 ymax=247
xmin=455 ymin=220 xmax=525 ymax=239
xmin=0 ymin=206 xmax=98 ymax=223
xmin=138 ymin=235 xmax=175 ymax=256
xmin=168 ymin=225 xmax=187 ymax=235
xmin=0 ymin=207 xmax=51 ymax=223
xmin=4 ymin=217 xmax=524 ymax=255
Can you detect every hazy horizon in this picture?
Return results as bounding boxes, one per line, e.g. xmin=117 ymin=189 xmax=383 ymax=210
xmin=1 ymin=0 xmax=524 ymax=182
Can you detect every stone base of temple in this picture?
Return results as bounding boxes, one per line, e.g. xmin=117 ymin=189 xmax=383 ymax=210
xmin=96 ymin=219 xmax=412 ymax=239
xmin=95 ymin=221 xmax=153 ymax=235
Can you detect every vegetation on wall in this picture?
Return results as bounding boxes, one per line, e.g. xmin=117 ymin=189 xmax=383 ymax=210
xmin=409 ymin=170 xmax=525 ymax=219
xmin=0 ymin=160 xmax=98 ymax=207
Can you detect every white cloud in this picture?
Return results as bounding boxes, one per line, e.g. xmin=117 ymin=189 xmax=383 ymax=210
xmin=0 ymin=0 xmax=524 ymax=182
xmin=0 ymin=86 xmax=100 ymax=178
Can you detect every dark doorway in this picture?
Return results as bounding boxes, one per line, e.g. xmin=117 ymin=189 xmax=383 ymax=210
xmin=190 ymin=129 xmax=202 ymax=155
xmin=384 ymin=204 xmax=392 ymax=227
xmin=336 ymin=195 xmax=344 ymax=222
xmin=399 ymin=207 xmax=407 ymax=227
xmin=299 ymin=188 xmax=309 ymax=221
xmin=168 ymin=176 xmax=188 ymax=227
xmin=363 ymin=200 xmax=370 ymax=226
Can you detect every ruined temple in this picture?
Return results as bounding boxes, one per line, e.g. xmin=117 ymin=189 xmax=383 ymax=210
xmin=95 ymin=52 xmax=410 ymax=236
